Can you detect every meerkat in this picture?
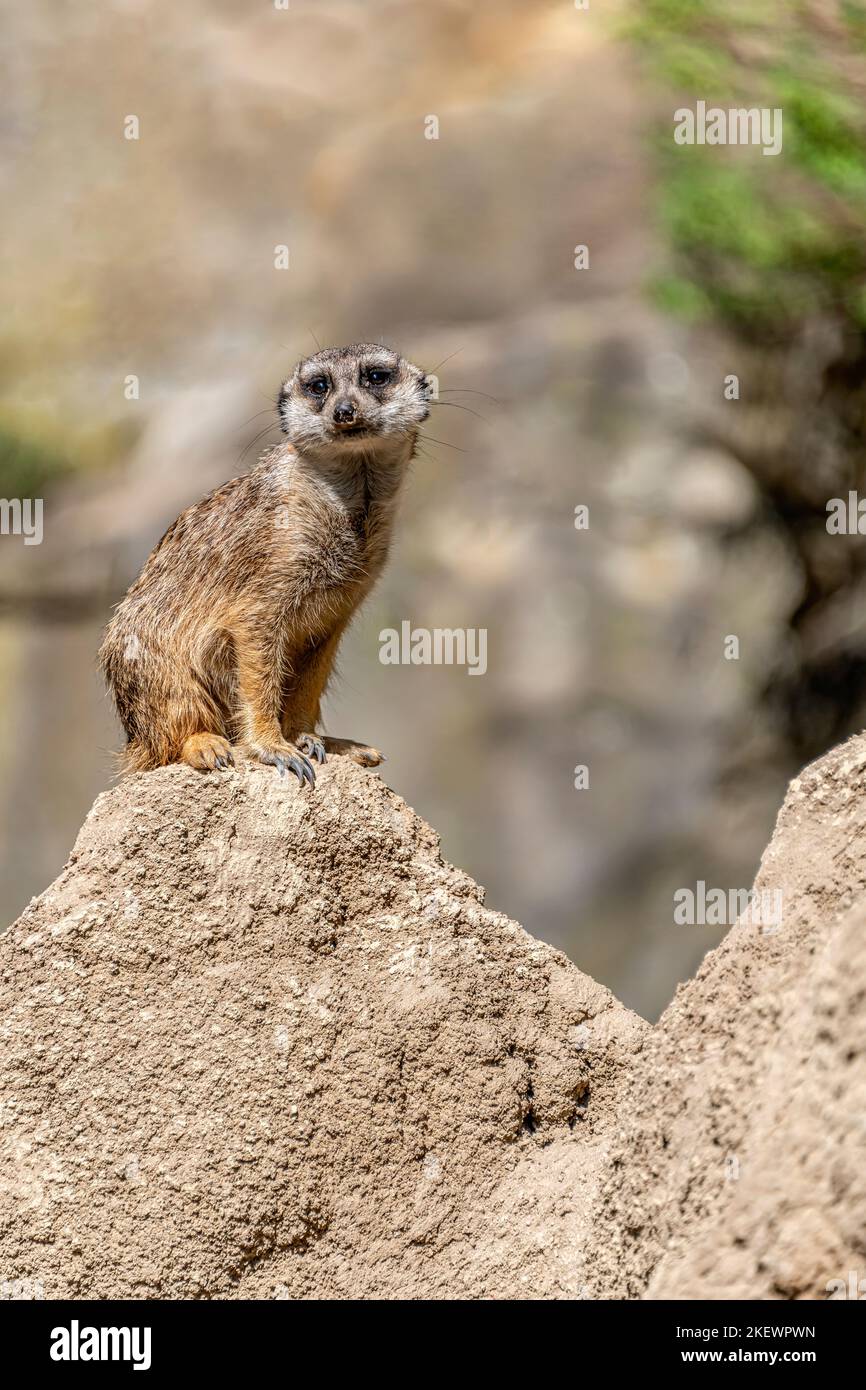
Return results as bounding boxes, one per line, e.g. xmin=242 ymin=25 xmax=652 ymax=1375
xmin=99 ymin=343 xmax=431 ymax=786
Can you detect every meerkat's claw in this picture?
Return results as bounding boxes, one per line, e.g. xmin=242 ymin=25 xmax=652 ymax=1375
xmin=275 ymin=753 xmax=316 ymax=786
xmin=297 ymin=734 xmax=327 ymax=764
xmin=283 ymin=755 xmax=315 ymax=787
xmin=247 ymin=742 xmax=316 ymax=786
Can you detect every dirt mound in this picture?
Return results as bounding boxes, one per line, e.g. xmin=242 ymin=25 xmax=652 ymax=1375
xmin=586 ymin=733 xmax=866 ymax=1300
xmin=2 ymin=736 xmax=864 ymax=1299
xmin=0 ymin=757 xmax=643 ymax=1299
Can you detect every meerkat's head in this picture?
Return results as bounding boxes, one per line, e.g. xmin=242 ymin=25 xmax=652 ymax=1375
xmin=277 ymin=344 xmax=431 ymax=458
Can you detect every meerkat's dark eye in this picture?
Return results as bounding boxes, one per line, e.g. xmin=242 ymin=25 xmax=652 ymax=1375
xmin=305 ymin=376 xmax=329 ymax=397
xmin=366 ymin=368 xmax=392 ymax=387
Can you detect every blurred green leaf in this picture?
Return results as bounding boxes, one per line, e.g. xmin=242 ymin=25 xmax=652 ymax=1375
xmin=634 ymin=0 xmax=866 ymax=338
xmin=0 ymin=426 xmax=71 ymax=499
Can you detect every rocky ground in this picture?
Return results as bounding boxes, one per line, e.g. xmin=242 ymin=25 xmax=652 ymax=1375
xmin=2 ymin=734 xmax=863 ymax=1299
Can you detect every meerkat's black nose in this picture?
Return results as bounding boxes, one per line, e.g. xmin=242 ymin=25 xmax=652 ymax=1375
xmin=333 ymin=399 xmax=357 ymax=426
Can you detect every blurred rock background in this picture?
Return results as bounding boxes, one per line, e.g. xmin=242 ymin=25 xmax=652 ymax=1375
xmin=2 ymin=0 xmax=865 ymax=1019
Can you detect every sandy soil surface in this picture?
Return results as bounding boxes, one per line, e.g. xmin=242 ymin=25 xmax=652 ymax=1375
xmin=2 ymin=735 xmax=863 ymax=1299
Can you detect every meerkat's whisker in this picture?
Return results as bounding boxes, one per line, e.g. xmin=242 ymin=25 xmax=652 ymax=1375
xmin=418 ymin=432 xmax=468 ymax=453
xmin=237 ymin=425 xmax=280 ymax=467
xmin=235 ymin=409 xmax=278 ymax=433
xmin=438 ymin=388 xmax=503 ymax=404
xmin=428 ymin=347 xmax=464 ymax=375
xmin=429 ymin=400 xmax=487 ymax=422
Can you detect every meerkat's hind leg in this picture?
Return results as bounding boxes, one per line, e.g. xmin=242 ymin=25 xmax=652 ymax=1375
xmin=321 ymin=736 xmax=386 ymax=767
xmin=181 ymin=733 xmax=235 ymax=771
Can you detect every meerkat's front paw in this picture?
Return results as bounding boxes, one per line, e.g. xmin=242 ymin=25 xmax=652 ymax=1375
xmin=296 ymin=733 xmax=327 ymax=764
xmin=181 ymin=733 xmax=235 ymax=771
xmin=321 ymin=736 xmax=386 ymax=767
xmin=247 ymin=740 xmax=316 ymax=787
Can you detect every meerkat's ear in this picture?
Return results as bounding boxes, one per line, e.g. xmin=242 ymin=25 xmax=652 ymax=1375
xmin=276 ymin=381 xmax=292 ymax=431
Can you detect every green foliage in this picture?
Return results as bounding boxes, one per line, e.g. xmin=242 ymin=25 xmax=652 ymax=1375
xmin=0 ymin=425 xmax=71 ymax=500
xmin=0 ymin=411 xmax=139 ymax=499
xmin=633 ymin=0 xmax=866 ymax=337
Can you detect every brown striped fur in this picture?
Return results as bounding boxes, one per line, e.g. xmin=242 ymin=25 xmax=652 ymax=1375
xmin=99 ymin=344 xmax=431 ymax=782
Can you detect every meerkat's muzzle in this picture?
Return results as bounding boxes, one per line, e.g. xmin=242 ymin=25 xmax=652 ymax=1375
xmin=331 ymin=396 xmax=376 ymax=438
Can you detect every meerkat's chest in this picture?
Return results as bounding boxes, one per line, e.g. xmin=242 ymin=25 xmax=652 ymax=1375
xmin=286 ymin=494 xmax=389 ymax=608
